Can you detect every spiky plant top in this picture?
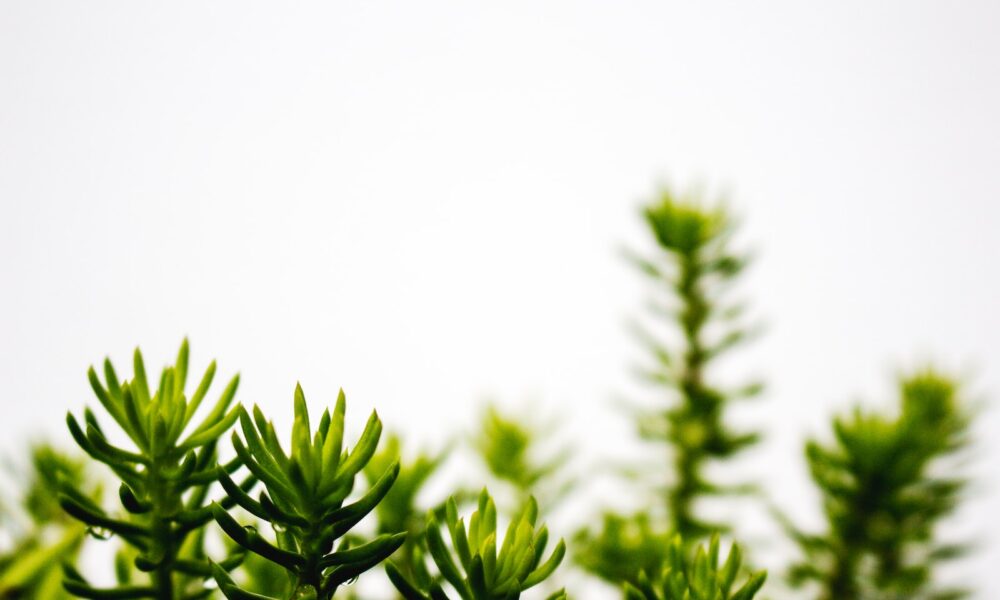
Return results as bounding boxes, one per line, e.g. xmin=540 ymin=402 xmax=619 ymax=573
xmin=387 ymin=489 xmax=566 ymax=600
xmin=61 ymin=340 xmax=248 ymax=599
xmin=210 ymin=384 xmax=405 ymax=600
xmin=624 ymin=535 xmax=765 ymax=600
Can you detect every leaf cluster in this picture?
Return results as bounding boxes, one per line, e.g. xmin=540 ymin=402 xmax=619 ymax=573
xmin=211 ymin=385 xmax=406 ymax=600
xmin=787 ymin=369 xmax=969 ymax=599
xmin=387 ymin=490 xmax=566 ymax=600
xmin=624 ymin=535 xmax=765 ymax=600
xmin=61 ymin=340 xmax=248 ymax=599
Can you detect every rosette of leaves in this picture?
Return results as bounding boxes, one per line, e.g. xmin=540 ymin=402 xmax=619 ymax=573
xmin=785 ymin=369 xmax=970 ymax=599
xmin=60 ymin=340 xmax=250 ymax=599
xmin=624 ymin=535 xmax=765 ymax=600
xmin=386 ymin=489 xmax=566 ymax=600
xmin=209 ymin=385 xmax=406 ymax=600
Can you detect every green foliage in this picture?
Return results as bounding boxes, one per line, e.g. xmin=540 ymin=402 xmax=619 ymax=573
xmin=0 ymin=444 xmax=90 ymax=599
xmin=786 ymin=369 xmax=969 ymax=599
xmin=210 ymin=385 xmax=406 ymax=600
xmin=474 ymin=405 xmax=572 ymax=513
xmin=60 ymin=340 xmax=247 ymax=599
xmin=386 ymin=489 xmax=566 ymax=600
xmin=573 ymin=513 xmax=669 ymax=588
xmin=364 ymin=434 xmax=448 ymax=589
xmin=577 ymin=189 xmax=762 ymax=586
xmin=23 ymin=445 xmax=88 ymax=526
xmin=623 ymin=535 xmax=765 ymax=600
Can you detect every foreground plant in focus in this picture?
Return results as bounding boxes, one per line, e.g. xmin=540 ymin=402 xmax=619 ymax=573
xmin=61 ymin=340 xmax=248 ymax=599
xmin=210 ymin=385 xmax=406 ymax=600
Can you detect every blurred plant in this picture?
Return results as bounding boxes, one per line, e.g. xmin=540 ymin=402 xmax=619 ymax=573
xmin=573 ymin=513 xmax=668 ymax=587
xmin=577 ymin=189 xmax=762 ymax=585
xmin=60 ymin=340 xmax=250 ymax=599
xmin=364 ymin=433 xmax=449 ymax=590
xmin=474 ymin=405 xmax=573 ymax=514
xmin=623 ymin=535 xmax=765 ymax=600
xmin=386 ymin=489 xmax=566 ymax=600
xmin=784 ymin=369 xmax=970 ymax=599
xmin=233 ymin=550 xmax=293 ymax=598
xmin=0 ymin=444 xmax=91 ymax=598
xmin=210 ymin=385 xmax=406 ymax=600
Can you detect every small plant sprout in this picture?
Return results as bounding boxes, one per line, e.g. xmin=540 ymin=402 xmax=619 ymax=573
xmin=386 ymin=489 xmax=567 ymax=600
xmin=624 ymin=535 xmax=766 ymax=600
xmin=210 ymin=384 xmax=406 ymax=600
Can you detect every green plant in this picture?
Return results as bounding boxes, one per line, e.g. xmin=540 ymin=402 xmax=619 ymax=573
xmin=573 ymin=513 xmax=669 ymax=588
xmin=577 ymin=189 xmax=762 ymax=585
xmin=0 ymin=444 xmax=91 ymax=598
xmin=785 ymin=369 xmax=969 ymax=599
xmin=209 ymin=385 xmax=406 ymax=600
xmin=364 ymin=433 xmax=449 ymax=589
xmin=473 ymin=405 xmax=573 ymax=514
xmin=386 ymin=489 xmax=566 ymax=600
xmin=60 ymin=340 xmax=249 ymax=599
xmin=623 ymin=535 xmax=765 ymax=600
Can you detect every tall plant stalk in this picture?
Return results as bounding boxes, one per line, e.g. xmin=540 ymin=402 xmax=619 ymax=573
xmin=576 ymin=189 xmax=762 ymax=586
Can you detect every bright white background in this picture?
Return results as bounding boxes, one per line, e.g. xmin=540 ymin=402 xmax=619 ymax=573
xmin=2 ymin=1 xmax=998 ymax=597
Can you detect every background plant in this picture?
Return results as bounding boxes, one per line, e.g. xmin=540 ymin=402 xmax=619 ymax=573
xmin=363 ymin=433 xmax=449 ymax=594
xmin=576 ymin=189 xmax=763 ymax=586
xmin=210 ymin=385 xmax=406 ymax=600
xmin=473 ymin=405 xmax=573 ymax=517
xmin=0 ymin=444 xmax=92 ymax=598
xmin=784 ymin=369 xmax=970 ymax=600
xmin=60 ymin=340 xmax=249 ymax=599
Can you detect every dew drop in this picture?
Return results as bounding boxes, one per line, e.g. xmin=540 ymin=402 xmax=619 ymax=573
xmin=86 ymin=526 xmax=113 ymax=540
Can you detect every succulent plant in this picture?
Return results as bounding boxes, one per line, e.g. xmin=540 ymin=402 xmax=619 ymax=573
xmin=60 ymin=340 xmax=248 ymax=599
xmin=387 ymin=489 xmax=566 ymax=600
xmin=210 ymin=385 xmax=406 ymax=600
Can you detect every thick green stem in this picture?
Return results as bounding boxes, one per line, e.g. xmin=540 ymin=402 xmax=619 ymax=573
xmin=148 ymin=460 xmax=177 ymax=600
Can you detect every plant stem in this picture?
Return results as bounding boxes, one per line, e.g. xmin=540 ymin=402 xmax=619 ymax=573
xmin=149 ymin=459 xmax=176 ymax=600
xmin=669 ymin=253 xmax=709 ymax=540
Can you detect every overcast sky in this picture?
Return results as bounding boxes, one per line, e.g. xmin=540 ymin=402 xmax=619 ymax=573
xmin=2 ymin=1 xmax=998 ymax=597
